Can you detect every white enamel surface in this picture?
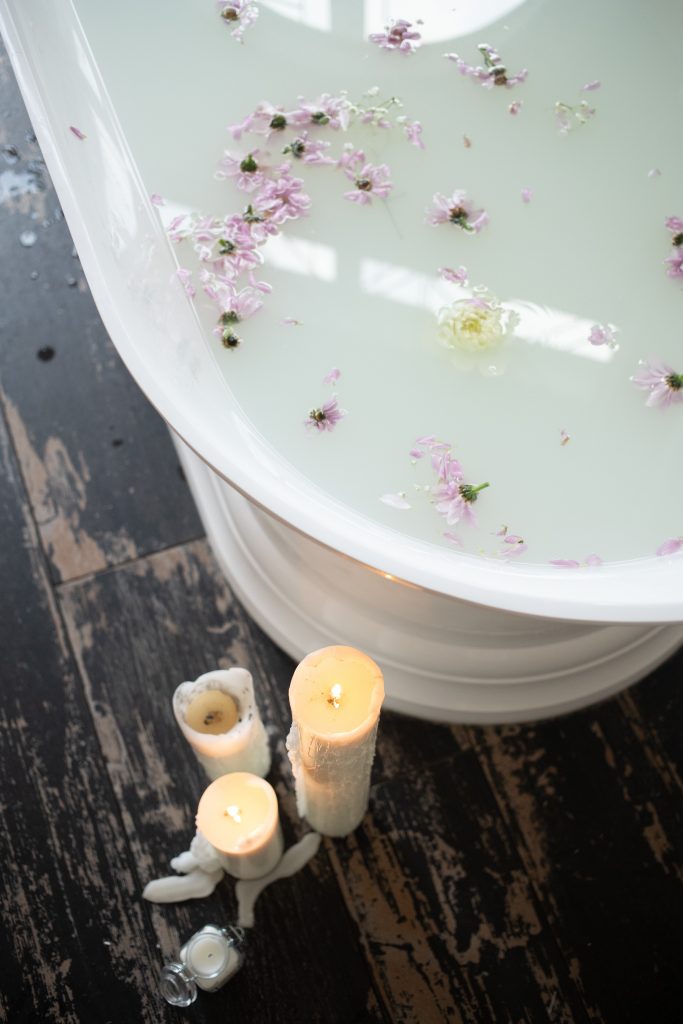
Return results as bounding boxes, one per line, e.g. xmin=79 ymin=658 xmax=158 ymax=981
xmin=175 ymin=437 xmax=683 ymax=721
xmin=3 ymin=0 xmax=683 ymax=620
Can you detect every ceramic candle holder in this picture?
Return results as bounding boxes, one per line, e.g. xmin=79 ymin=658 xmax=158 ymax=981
xmin=173 ymin=668 xmax=271 ymax=781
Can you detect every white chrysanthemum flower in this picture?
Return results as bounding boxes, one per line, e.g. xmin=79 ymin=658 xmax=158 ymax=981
xmin=437 ymin=291 xmax=516 ymax=353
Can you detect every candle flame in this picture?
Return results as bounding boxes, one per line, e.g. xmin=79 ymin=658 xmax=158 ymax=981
xmin=224 ymin=804 xmax=242 ymax=823
xmin=328 ymin=683 xmax=343 ymax=710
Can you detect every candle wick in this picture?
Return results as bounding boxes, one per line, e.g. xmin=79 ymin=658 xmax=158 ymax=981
xmin=224 ymin=804 xmax=242 ymax=823
xmin=327 ymin=684 xmax=343 ymax=710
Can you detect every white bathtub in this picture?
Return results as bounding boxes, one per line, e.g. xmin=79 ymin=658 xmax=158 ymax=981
xmin=4 ymin=0 xmax=682 ymax=720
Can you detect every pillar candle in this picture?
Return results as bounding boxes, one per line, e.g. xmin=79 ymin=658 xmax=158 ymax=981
xmin=196 ymin=772 xmax=283 ymax=880
xmin=286 ymin=646 xmax=385 ymax=837
xmin=173 ymin=668 xmax=271 ymax=780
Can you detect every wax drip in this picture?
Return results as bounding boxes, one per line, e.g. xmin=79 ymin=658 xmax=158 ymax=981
xmin=235 ymin=833 xmax=321 ymax=927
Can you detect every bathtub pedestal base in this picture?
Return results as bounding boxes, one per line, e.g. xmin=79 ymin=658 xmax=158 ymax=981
xmin=175 ymin=438 xmax=683 ymax=724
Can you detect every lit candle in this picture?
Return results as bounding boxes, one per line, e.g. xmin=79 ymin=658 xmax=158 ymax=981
xmin=173 ymin=668 xmax=271 ymax=781
xmin=286 ymin=645 xmax=385 ymax=837
xmin=160 ymin=924 xmax=246 ymax=1006
xmin=196 ymin=772 xmax=283 ymax=879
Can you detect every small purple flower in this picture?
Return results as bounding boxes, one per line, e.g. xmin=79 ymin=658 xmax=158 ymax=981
xmin=588 ymin=322 xmax=618 ymax=348
xmin=631 ymin=359 xmax=683 ymax=408
xmin=369 ymin=18 xmax=421 ymax=55
xmin=430 ymin=448 xmax=490 ymax=527
xmin=218 ymin=150 xmax=269 ymax=192
xmin=439 ymin=266 xmax=469 ymax=285
xmin=291 ymin=93 xmax=351 ymax=132
xmin=445 ymin=43 xmax=528 ymax=90
xmin=521 ymin=187 xmax=533 ymax=204
xmin=306 ymin=396 xmax=346 ymax=432
xmin=212 ymin=284 xmax=264 ymax=326
xmin=323 ymin=367 xmax=341 ymax=385
xmin=282 ymin=131 xmax=335 ymax=166
xmin=217 ymin=1 xmax=259 ymax=42
xmin=341 ymin=153 xmax=393 ymax=205
xmin=427 ymin=190 xmax=488 ymax=233
xmin=657 ymin=538 xmax=683 ymax=557
xmin=257 ymin=167 xmax=312 ymax=222
xmin=397 ymin=117 xmax=425 ymax=149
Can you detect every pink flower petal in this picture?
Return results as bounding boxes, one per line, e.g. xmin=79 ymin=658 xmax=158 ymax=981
xmin=150 ymin=193 xmax=165 ymax=206
xmin=560 ymin=429 xmax=571 ymax=446
xmin=508 ymin=101 xmax=523 ymax=116
xmin=381 ymin=493 xmax=411 ymax=510
xmin=521 ymin=187 xmax=533 ymax=204
xmin=282 ymin=317 xmax=302 ymax=326
xmin=656 ymin=538 xmax=683 ymax=557
xmin=323 ymin=367 xmax=341 ymax=384
xmin=585 ymin=554 xmax=603 ymax=567
xmin=69 ymin=126 xmax=86 ymax=140
xmin=582 ymin=80 xmax=601 ymax=91
xmin=443 ymin=531 xmax=463 ymax=547
xmin=550 ymin=559 xmax=581 ymax=568
xmin=439 ymin=266 xmax=469 ymax=285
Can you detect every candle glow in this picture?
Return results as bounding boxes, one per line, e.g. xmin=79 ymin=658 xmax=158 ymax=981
xmin=287 ymin=646 xmax=385 ymax=836
xmin=196 ymin=772 xmax=283 ymax=879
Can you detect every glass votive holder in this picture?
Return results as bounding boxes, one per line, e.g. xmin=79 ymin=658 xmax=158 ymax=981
xmin=160 ymin=924 xmax=246 ymax=1006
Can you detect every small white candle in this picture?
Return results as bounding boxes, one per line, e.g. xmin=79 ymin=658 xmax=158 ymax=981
xmin=173 ymin=668 xmax=271 ymax=780
xmin=286 ymin=645 xmax=385 ymax=837
xmin=196 ymin=772 xmax=283 ymax=879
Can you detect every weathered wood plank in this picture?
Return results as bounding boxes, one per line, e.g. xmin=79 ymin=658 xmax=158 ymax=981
xmin=466 ymin=692 xmax=683 ymax=1024
xmin=0 ymin=44 xmax=202 ymax=584
xmin=327 ymin=748 xmax=591 ymax=1024
xmin=0 ymin=405 xmax=165 ymax=1023
xmin=619 ymin=648 xmax=683 ymax=791
xmin=59 ymin=539 xmax=387 ymax=1024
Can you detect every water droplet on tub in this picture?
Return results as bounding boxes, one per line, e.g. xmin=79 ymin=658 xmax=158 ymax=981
xmin=65 ymin=275 xmax=78 ymax=287
xmin=19 ymin=230 xmax=37 ymax=247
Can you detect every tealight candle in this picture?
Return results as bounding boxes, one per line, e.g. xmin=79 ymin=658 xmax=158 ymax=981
xmin=196 ymin=772 xmax=283 ymax=880
xmin=173 ymin=668 xmax=271 ymax=780
xmin=286 ymin=645 xmax=385 ymax=837
xmin=160 ymin=924 xmax=246 ymax=1007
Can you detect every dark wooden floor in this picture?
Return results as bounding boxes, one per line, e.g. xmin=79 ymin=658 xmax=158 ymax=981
xmin=1 ymin=42 xmax=682 ymax=1024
